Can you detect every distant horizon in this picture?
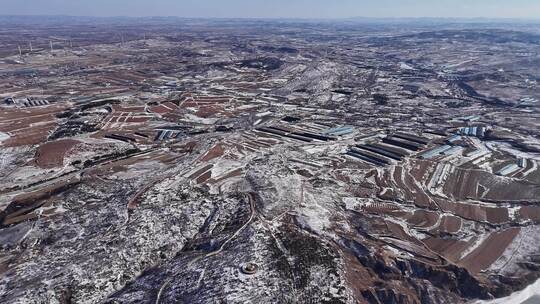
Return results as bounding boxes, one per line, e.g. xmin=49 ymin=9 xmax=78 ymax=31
xmin=2 ymin=0 xmax=540 ymax=20
xmin=1 ymin=14 xmax=539 ymax=22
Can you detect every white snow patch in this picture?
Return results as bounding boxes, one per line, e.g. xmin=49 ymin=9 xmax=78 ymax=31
xmin=255 ymin=111 xmax=273 ymax=117
xmin=475 ymin=279 xmax=540 ymax=304
xmin=399 ymin=62 xmax=415 ymax=70
xmin=342 ymin=197 xmax=373 ymax=211
xmin=211 ymin=159 xmax=244 ymax=178
xmin=522 ymin=160 xmax=538 ymax=177
xmin=184 ymin=114 xmax=219 ymax=125
xmin=0 ymin=132 xmax=9 ymax=143
xmin=460 ymin=231 xmax=490 ymax=260
xmin=297 ymin=192 xmax=333 ymax=234
xmin=508 ymin=206 xmax=521 ymax=221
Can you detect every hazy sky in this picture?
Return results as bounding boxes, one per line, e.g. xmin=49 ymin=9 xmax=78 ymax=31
xmin=3 ymin=0 xmax=540 ymax=19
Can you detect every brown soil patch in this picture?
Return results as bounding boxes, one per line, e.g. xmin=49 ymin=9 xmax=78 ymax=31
xmin=124 ymin=116 xmax=151 ymax=123
xmin=195 ymin=105 xmax=223 ymax=118
xmin=111 ymin=105 xmax=147 ymax=113
xmin=208 ymin=168 xmax=243 ymax=184
xmin=406 ymin=210 xmax=439 ymax=228
xmin=519 ymin=206 xmax=540 ymax=222
xmin=485 ymin=207 xmax=510 ymax=224
xmin=423 ymin=237 xmax=474 ymax=263
xmin=35 ymin=139 xmax=80 ymax=169
xmin=188 ymin=164 xmax=213 ymax=180
xmin=200 ymin=144 xmax=225 ymax=162
xmin=149 ymin=104 xmax=172 ymax=114
xmin=459 ymin=228 xmax=520 ymax=274
xmin=439 ymin=200 xmax=508 ymax=224
xmin=0 ymin=104 xmax=66 ymax=147
xmin=437 ymin=216 xmax=461 ymax=234
xmin=196 ymin=170 xmax=212 ymax=184
xmin=2 ymin=126 xmax=55 ymax=147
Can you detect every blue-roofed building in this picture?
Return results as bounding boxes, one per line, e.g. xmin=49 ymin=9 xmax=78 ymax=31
xmin=457 ymin=126 xmax=487 ymax=138
xmin=447 ymin=135 xmax=461 ymax=144
xmin=496 ymin=164 xmax=520 ymax=176
xmin=419 ymin=145 xmax=452 ymax=159
xmin=461 ymin=115 xmax=480 ymax=122
xmin=322 ymin=126 xmax=354 ymax=136
xmin=443 ymin=146 xmax=462 ymax=156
